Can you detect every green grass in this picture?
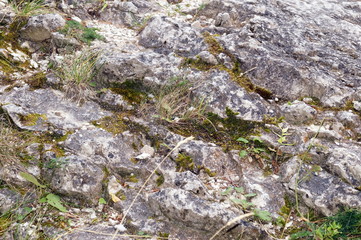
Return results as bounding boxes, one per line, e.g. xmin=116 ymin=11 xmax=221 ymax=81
xmin=10 ymin=0 xmax=46 ymax=18
xmin=56 ymin=50 xmax=101 ymax=103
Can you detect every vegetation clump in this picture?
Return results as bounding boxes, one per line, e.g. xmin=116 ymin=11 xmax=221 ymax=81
xmin=110 ymin=80 xmax=148 ymax=105
xmin=59 ymin=20 xmax=104 ymax=45
xmin=18 ymin=113 xmax=47 ymax=126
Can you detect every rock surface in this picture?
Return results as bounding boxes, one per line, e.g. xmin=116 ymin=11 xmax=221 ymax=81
xmin=1 ymin=0 xmax=361 ymax=239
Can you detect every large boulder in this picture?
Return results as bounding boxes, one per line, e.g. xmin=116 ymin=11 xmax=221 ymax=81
xmin=200 ymin=0 xmax=361 ymax=107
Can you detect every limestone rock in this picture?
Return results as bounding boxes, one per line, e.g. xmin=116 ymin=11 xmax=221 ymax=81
xmin=0 ymin=86 xmax=110 ymax=131
xmin=45 ymin=155 xmax=104 ymax=205
xmin=20 ymin=14 xmax=66 ymax=42
xmin=280 ymin=100 xmax=317 ymax=124
xmin=139 ymin=16 xmax=207 ymax=57
xmin=200 ymin=0 xmax=361 ymax=107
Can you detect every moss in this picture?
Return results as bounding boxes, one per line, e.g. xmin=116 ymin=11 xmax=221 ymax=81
xmin=91 ymin=114 xmax=128 ymax=135
xmin=26 ymin=71 xmax=47 ymax=89
xmin=175 ymin=153 xmax=195 ymax=172
xmin=125 ymin=174 xmax=139 ymax=183
xmin=109 ymin=80 xmax=148 ymax=105
xmin=19 ymin=113 xmax=47 ymax=126
xmin=116 ymin=190 xmax=127 ymax=201
xmin=167 ymin=108 xmax=261 ymax=151
xmin=155 ymin=171 xmax=165 ymax=186
xmin=203 ymin=167 xmax=216 ymax=177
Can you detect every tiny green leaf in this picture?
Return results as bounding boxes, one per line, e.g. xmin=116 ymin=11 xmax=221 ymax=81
xmin=19 ymin=172 xmax=46 ymax=188
xmin=244 ymin=193 xmax=257 ymax=198
xmin=221 ymin=186 xmax=233 ymax=196
xmin=254 ymin=209 xmax=272 ymax=222
xmin=236 ymin=137 xmax=249 ymax=144
xmin=239 ymin=199 xmax=254 ymax=208
xmin=252 ymin=136 xmax=263 ymax=143
xmin=234 ymin=187 xmax=244 ymax=193
xmin=230 ymin=197 xmax=243 ymax=205
xmin=98 ymin=197 xmax=107 ymax=204
xmin=39 ymin=197 xmax=47 ymax=203
xmin=253 ymin=148 xmax=265 ymax=153
xmin=239 ymin=150 xmax=248 ymax=158
xmin=46 ymin=194 xmax=67 ymax=212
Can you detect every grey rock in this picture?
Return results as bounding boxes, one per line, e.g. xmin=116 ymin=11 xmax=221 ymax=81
xmin=197 ymin=51 xmax=218 ymax=65
xmin=96 ymin=50 xmax=182 ymax=86
xmin=20 ymin=14 xmax=66 ymax=42
xmin=240 ymin=161 xmax=285 ymax=216
xmin=176 ymin=138 xmax=241 ymax=176
xmin=281 ymin=157 xmax=361 ymax=216
xmin=97 ymin=89 xmax=134 ymax=111
xmin=193 ymin=70 xmax=270 ymax=121
xmin=280 ymin=100 xmax=317 ymax=124
xmin=325 ymin=143 xmax=361 ymax=187
xmin=51 ymin=32 xmax=81 ymax=49
xmin=353 ymin=101 xmax=361 ymax=112
xmin=64 ymin=128 xmax=149 ymax=176
xmin=147 ymin=188 xmax=268 ymax=239
xmin=45 ymin=155 xmax=104 ymax=205
xmin=0 ymin=188 xmax=22 ymax=214
xmin=215 ymin=12 xmax=232 ymax=27
xmin=336 ymin=111 xmax=361 ymax=129
xmin=202 ymin=0 xmax=361 ymax=107
xmin=139 ymin=16 xmax=207 ymax=57
xmin=147 ymin=188 xmax=237 ymax=231
xmin=0 ymin=86 xmax=110 ymax=131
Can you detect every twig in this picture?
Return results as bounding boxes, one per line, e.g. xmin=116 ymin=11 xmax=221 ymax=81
xmin=209 ymin=212 xmax=254 ymax=240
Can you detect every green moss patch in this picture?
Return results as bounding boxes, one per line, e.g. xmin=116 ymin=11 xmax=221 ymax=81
xmin=109 ymin=80 xmax=148 ymax=105
xmin=167 ymin=108 xmax=261 ymax=151
xmin=19 ymin=113 xmax=47 ymax=126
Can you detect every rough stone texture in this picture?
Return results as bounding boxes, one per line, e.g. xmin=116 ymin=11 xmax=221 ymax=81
xmin=0 ymin=86 xmax=110 ymax=131
xmin=280 ymin=100 xmax=317 ymax=124
xmin=96 ymin=49 xmax=182 ymax=86
xmin=193 ymin=70 xmax=271 ymax=121
xmin=0 ymin=188 xmax=22 ymax=213
xmin=325 ymin=143 xmax=361 ymax=187
xmin=281 ymin=157 xmax=361 ymax=216
xmin=20 ymin=14 xmax=66 ymax=42
xmin=64 ymin=128 xmax=150 ymax=176
xmin=175 ymin=138 xmax=242 ymax=176
xmin=147 ymin=188 xmax=264 ymax=239
xmin=200 ymin=0 xmax=361 ymax=107
xmin=240 ymin=160 xmax=285 ymax=216
xmin=44 ymin=155 xmax=104 ymax=205
xmin=139 ymin=16 xmax=207 ymax=57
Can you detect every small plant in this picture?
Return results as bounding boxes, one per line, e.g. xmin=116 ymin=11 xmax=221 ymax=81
xmin=10 ymin=0 xmax=46 ymax=18
xmin=0 ymin=113 xmax=35 ymax=164
xmin=59 ymin=20 xmax=104 ymax=45
xmin=20 ymin=171 xmax=68 ymax=212
xmin=57 ymin=50 xmax=101 ymax=103
xmin=272 ymin=124 xmax=294 ymax=146
xmin=236 ymin=136 xmax=266 ymax=158
xmin=155 ymin=77 xmax=207 ymax=123
xmin=44 ymin=157 xmax=69 ymax=169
